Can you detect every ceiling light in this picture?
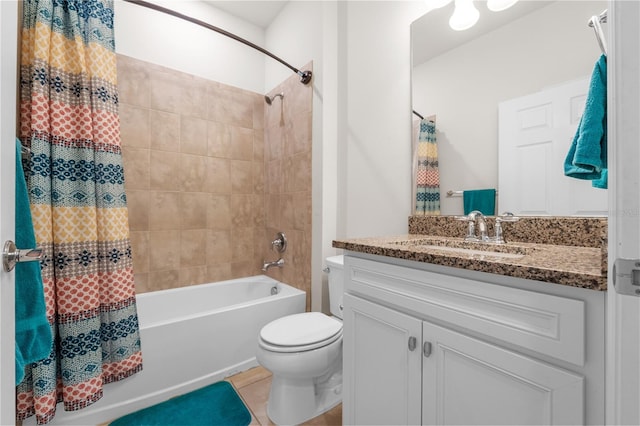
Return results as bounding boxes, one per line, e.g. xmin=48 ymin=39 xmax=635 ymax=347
xmin=486 ymin=0 xmax=518 ymax=12
xmin=449 ymin=0 xmax=479 ymax=31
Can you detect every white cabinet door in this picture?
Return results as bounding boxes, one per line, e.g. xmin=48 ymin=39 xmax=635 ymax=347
xmin=422 ymin=321 xmax=584 ymax=425
xmin=343 ymin=294 xmax=423 ymax=425
xmin=498 ymin=78 xmax=607 ymax=216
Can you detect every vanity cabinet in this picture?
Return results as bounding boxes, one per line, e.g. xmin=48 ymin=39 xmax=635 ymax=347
xmin=342 ymin=255 xmax=605 ymax=425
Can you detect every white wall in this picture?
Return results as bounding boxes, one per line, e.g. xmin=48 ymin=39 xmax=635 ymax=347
xmin=343 ymin=1 xmax=426 ymax=237
xmin=114 ymin=0 xmax=266 ymax=93
xmin=412 ymin=1 xmax=606 ymax=215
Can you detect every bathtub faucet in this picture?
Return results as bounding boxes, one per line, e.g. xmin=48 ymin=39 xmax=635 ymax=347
xmin=262 ymin=258 xmax=284 ymax=272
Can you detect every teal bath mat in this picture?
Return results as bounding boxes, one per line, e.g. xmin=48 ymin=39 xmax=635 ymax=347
xmin=110 ymin=381 xmax=251 ymax=426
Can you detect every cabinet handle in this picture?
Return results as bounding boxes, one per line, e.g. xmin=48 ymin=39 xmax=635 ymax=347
xmin=423 ymin=341 xmax=432 ymax=357
xmin=408 ymin=336 xmax=417 ymax=351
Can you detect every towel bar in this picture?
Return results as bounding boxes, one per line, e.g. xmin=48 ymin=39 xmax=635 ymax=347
xmin=3 ymin=240 xmax=44 ymax=272
xmin=447 ymin=190 xmax=499 ymax=197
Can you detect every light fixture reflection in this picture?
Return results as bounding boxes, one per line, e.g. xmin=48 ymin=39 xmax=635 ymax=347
xmin=426 ymin=0 xmax=453 ymax=9
xmin=487 ymin=0 xmax=518 ymax=12
xmin=449 ymin=0 xmax=479 ymax=31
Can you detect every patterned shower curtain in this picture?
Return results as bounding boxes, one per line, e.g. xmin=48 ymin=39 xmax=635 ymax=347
xmin=17 ymin=1 xmax=142 ymax=423
xmin=415 ymin=119 xmax=440 ymax=215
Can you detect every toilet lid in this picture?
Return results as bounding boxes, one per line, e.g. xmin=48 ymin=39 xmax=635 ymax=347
xmin=260 ymin=312 xmax=342 ymax=347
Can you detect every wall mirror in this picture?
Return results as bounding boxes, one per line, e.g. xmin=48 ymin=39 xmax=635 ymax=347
xmin=411 ymin=0 xmax=607 ymax=216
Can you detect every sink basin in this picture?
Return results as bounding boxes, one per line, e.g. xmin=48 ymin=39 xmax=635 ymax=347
xmin=389 ymin=237 xmax=532 ymax=259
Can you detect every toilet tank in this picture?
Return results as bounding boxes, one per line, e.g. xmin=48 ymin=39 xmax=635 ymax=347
xmin=325 ymin=255 xmax=344 ymax=319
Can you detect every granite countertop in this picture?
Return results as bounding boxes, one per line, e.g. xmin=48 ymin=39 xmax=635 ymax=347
xmin=332 ymin=216 xmax=608 ymax=291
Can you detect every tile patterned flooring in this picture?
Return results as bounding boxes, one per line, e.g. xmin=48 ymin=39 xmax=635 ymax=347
xmin=228 ymin=366 xmax=343 ymax=426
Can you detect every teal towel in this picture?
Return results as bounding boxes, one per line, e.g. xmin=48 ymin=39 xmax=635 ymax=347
xmin=15 ymin=139 xmax=52 ymax=385
xmin=564 ymin=54 xmax=607 ymax=189
xmin=463 ymin=189 xmax=496 ymax=215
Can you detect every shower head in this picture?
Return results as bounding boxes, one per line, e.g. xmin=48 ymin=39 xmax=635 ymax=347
xmin=265 ymin=93 xmax=284 ymax=105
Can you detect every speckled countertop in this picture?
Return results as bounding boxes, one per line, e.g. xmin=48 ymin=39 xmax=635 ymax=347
xmin=333 ymin=216 xmax=607 ymax=291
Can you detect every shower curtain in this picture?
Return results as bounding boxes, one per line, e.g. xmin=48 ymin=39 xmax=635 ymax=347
xmin=16 ymin=0 xmax=142 ymax=423
xmin=415 ymin=118 xmax=440 ymax=215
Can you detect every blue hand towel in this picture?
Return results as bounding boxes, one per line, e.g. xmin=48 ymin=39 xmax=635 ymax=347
xmin=14 ymin=139 xmax=52 ymax=385
xmin=463 ymin=189 xmax=496 ymax=215
xmin=564 ymin=54 xmax=607 ymax=189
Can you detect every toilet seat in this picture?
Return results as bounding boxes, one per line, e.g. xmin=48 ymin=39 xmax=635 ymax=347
xmin=259 ymin=312 xmax=343 ymax=353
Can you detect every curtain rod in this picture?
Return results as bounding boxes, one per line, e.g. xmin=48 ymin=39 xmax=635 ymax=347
xmin=122 ymin=0 xmax=312 ymax=85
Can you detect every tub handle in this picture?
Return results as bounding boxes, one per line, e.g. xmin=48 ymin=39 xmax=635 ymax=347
xmin=271 ymin=232 xmax=287 ymax=253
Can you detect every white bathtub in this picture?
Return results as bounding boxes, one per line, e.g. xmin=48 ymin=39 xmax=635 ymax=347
xmin=40 ymin=275 xmax=306 ymax=425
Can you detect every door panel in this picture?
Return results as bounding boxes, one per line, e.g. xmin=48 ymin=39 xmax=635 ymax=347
xmin=343 ymin=294 xmax=422 ymax=425
xmin=422 ymin=321 xmax=584 ymax=425
xmin=499 ymin=77 xmax=608 ymax=216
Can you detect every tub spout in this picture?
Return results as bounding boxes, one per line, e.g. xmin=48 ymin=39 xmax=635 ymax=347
xmin=262 ymin=258 xmax=284 ymax=272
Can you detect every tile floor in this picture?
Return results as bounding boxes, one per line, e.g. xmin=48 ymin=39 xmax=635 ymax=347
xmin=228 ymin=366 xmax=343 ymax=426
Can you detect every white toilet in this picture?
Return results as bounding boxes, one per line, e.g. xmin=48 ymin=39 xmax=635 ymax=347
xmin=256 ymin=255 xmax=344 ymax=425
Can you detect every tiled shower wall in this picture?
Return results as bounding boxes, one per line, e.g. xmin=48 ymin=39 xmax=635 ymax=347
xmin=117 ymin=55 xmax=312 ymax=309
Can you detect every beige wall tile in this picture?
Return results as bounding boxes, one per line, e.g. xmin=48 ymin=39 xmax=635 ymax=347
xmin=126 ymin=190 xmax=149 ymax=231
xmin=180 ymin=154 xmax=208 ymax=192
xmin=284 ymin=151 xmax=311 ymax=193
xmin=119 ymin=56 xmax=312 ymax=306
xmin=180 ymin=76 xmax=208 ymax=119
xmin=207 ymin=86 xmax=253 ymax=128
xmin=150 ymin=150 xmax=181 ymax=191
xmin=231 ymin=160 xmax=253 ymax=194
xmin=180 ymin=192 xmax=209 ymax=229
xmin=265 ymin=159 xmax=283 ymax=195
xmin=265 ymin=125 xmax=283 ymax=161
xmin=253 ymin=129 xmax=264 ymax=162
xmin=148 ymin=230 xmax=181 ymax=271
xmin=231 ymin=194 xmax=253 ymax=228
xmin=133 ymin=272 xmax=150 ymax=294
xmin=208 ymin=194 xmax=231 ymax=229
xmin=122 ymin=147 xmax=150 ymax=191
xmin=280 ymin=194 xmax=295 ymax=230
xmin=231 ymin=126 xmax=254 ymax=160
xmin=150 ymin=110 xmax=180 ymax=152
xmin=252 ymin=93 xmax=265 ymax=131
xmin=292 ymin=191 xmax=312 ymax=231
xmin=149 ymin=70 xmax=183 ymax=114
xmin=181 ymin=116 xmax=208 ymax=156
xmin=206 ymin=263 xmax=232 ymax=283
xmin=130 ymin=231 xmax=149 ymax=274
xmin=265 ymin=195 xmax=282 ymax=230
xmin=117 ymin=55 xmax=150 ymax=108
xmin=206 ymin=157 xmax=231 ymax=194
xmin=148 ymin=191 xmax=181 ymax=230
xmin=252 ymin=194 xmax=265 ymax=228
xmin=231 ymin=261 xmax=258 ymax=278
xmin=208 ymin=121 xmax=232 ymax=159
xmin=253 ymin=160 xmax=264 ymax=194
xmin=148 ymin=269 xmax=180 ymax=292
xmin=206 ymin=230 xmax=232 ymax=263
xmin=120 ymin=104 xmax=150 ymax=148
xmin=286 ymin=111 xmax=313 ymax=155
xmin=181 ymin=229 xmax=207 ymax=268
xmin=180 ymin=266 xmax=208 ymax=287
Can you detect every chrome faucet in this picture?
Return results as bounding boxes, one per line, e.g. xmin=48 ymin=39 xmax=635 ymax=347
xmin=262 ymin=258 xmax=284 ymax=272
xmin=492 ymin=212 xmax=520 ymax=244
xmin=456 ymin=210 xmax=489 ymax=242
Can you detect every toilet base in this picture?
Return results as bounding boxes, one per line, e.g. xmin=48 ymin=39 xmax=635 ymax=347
xmin=267 ymin=366 xmax=342 ymax=425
